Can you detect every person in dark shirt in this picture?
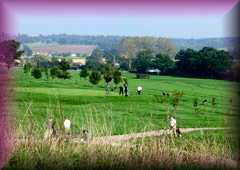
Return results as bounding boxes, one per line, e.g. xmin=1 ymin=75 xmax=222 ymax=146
xmin=119 ymin=85 xmax=124 ymax=96
xmin=124 ymin=84 xmax=128 ymax=97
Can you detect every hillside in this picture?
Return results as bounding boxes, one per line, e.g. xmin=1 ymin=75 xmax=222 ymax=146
xmin=17 ymin=34 xmax=238 ymax=52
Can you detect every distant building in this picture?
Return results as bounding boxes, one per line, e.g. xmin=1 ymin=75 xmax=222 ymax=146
xmin=31 ymin=44 xmax=96 ymax=56
xmin=70 ymin=58 xmax=86 ymax=70
xmin=71 ymin=58 xmax=86 ymax=65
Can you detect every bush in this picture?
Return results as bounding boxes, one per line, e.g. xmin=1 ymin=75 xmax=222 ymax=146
xmin=31 ymin=67 xmax=42 ymax=79
xmin=50 ymin=67 xmax=58 ymax=79
xmin=122 ymin=77 xmax=128 ymax=85
xmin=89 ymin=71 xmax=102 ymax=85
xmin=56 ymin=70 xmax=71 ymax=79
xmin=113 ymin=69 xmax=122 ymax=85
xmin=80 ymin=68 xmax=89 ymax=79
xmin=103 ymin=72 xmax=112 ymax=84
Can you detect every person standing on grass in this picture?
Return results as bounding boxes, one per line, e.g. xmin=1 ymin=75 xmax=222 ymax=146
xmin=124 ymin=83 xmax=128 ymax=97
xmin=170 ymin=116 xmax=177 ymax=136
xmin=119 ymin=85 xmax=124 ymax=96
xmin=44 ymin=118 xmax=56 ymax=140
xmin=136 ymin=86 xmax=143 ymax=95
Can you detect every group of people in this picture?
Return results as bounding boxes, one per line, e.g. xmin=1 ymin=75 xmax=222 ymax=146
xmin=119 ymin=84 xmax=129 ymax=96
xmin=44 ymin=118 xmax=90 ymax=143
xmin=44 ymin=116 xmax=181 ymax=143
xmin=119 ymin=84 xmax=143 ymax=96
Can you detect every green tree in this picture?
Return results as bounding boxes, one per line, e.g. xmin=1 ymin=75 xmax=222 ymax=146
xmin=89 ymin=71 xmax=102 ymax=85
xmin=198 ymin=47 xmax=230 ymax=78
xmin=80 ymin=68 xmax=89 ymax=79
xmin=86 ymin=48 xmax=104 ymax=70
xmin=57 ymin=70 xmax=71 ymax=79
xmin=58 ymin=59 xmax=70 ymax=72
xmin=103 ymin=73 xmax=112 ymax=84
xmin=119 ymin=37 xmax=176 ymax=70
xmin=31 ymin=67 xmax=42 ymax=79
xmin=175 ymin=47 xmax=231 ymax=78
xmin=102 ymin=64 xmax=113 ymax=84
xmin=119 ymin=38 xmax=137 ymax=70
xmin=50 ymin=67 xmax=58 ymax=79
xmin=132 ymin=49 xmax=154 ymax=74
xmin=113 ymin=69 xmax=122 ymax=85
xmin=154 ymin=53 xmax=175 ymax=74
xmin=55 ymin=59 xmax=71 ymax=79
xmin=175 ymin=48 xmax=201 ymax=76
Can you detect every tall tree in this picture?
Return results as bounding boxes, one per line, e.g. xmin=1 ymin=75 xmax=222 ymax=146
xmin=113 ymin=69 xmax=122 ymax=85
xmin=119 ymin=37 xmax=177 ymax=70
xmin=119 ymin=38 xmax=137 ymax=70
xmin=132 ymin=49 xmax=154 ymax=74
xmin=0 ymin=40 xmax=24 ymax=69
xmin=80 ymin=68 xmax=89 ymax=79
xmin=154 ymin=53 xmax=175 ymax=74
xmin=86 ymin=48 xmax=104 ymax=70
xmin=89 ymin=71 xmax=102 ymax=85
xmin=175 ymin=47 xmax=231 ymax=78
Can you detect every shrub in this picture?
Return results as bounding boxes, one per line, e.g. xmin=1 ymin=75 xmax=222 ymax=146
xmin=50 ymin=67 xmax=58 ymax=79
xmin=103 ymin=72 xmax=113 ymax=84
xmin=57 ymin=70 xmax=71 ymax=79
xmin=31 ymin=67 xmax=42 ymax=79
xmin=89 ymin=71 xmax=102 ymax=85
xmin=113 ymin=69 xmax=122 ymax=85
xmin=80 ymin=68 xmax=89 ymax=79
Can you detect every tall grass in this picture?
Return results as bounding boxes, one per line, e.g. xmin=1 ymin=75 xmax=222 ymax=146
xmin=7 ymin=69 xmax=238 ymax=169
xmin=4 ymin=98 xmax=238 ymax=170
xmin=4 ymin=130 xmax=237 ymax=170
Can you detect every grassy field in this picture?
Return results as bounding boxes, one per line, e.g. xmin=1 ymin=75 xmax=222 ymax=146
xmin=12 ymin=67 xmax=237 ymax=136
xmin=2 ymin=67 xmax=238 ymax=170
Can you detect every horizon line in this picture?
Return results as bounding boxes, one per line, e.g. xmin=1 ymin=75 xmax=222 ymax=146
xmin=15 ymin=33 xmax=239 ymax=40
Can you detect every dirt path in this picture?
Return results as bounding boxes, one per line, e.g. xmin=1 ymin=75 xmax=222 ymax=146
xmin=72 ymin=127 xmax=230 ymax=145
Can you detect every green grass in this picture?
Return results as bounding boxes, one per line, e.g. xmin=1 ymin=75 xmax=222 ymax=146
xmin=13 ymin=68 xmax=237 ymax=136
xmin=4 ymin=67 xmax=238 ymax=170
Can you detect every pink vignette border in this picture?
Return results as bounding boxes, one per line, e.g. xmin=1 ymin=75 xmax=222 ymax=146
xmin=0 ymin=0 xmax=239 ymax=168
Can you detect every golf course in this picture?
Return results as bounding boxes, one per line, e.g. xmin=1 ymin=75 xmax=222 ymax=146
xmin=2 ymin=66 xmax=237 ymax=170
xmin=13 ymin=68 xmax=237 ymax=136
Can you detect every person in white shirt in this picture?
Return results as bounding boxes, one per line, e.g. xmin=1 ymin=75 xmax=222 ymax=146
xmin=64 ymin=119 xmax=71 ymax=134
xmin=170 ymin=116 xmax=177 ymax=136
xmin=137 ymin=86 xmax=143 ymax=95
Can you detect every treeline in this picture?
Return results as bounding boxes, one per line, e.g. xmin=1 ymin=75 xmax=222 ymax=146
xmin=118 ymin=37 xmax=176 ymax=70
xmin=17 ymin=34 xmax=236 ymax=52
xmin=17 ymin=34 xmax=123 ymax=52
xmin=129 ymin=47 xmax=232 ymax=79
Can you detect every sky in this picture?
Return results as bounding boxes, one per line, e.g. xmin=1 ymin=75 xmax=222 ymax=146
xmin=2 ymin=0 xmax=238 ymax=38
xmin=15 ymin=15 xmax=225 ymax=38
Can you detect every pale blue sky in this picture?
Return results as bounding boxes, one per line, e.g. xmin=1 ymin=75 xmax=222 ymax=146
xmin=15 ymin=14 xmax=225 ymax=38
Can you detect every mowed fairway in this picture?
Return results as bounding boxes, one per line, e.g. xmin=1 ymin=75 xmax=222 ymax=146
xmin=13 ymin=68 xmax=237 ymax=136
